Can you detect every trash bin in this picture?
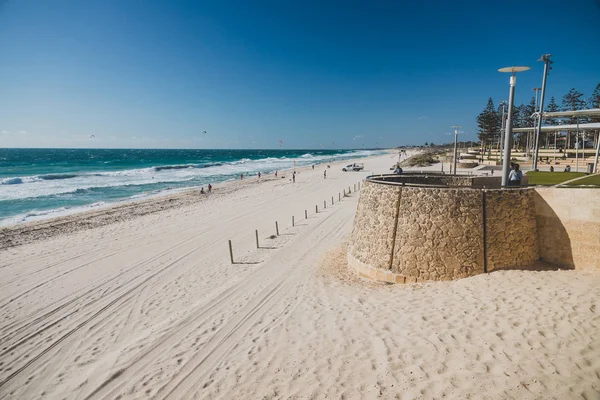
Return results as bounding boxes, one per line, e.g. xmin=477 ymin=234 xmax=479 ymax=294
xmin=587 ymin=163 xmax=594 ymax=174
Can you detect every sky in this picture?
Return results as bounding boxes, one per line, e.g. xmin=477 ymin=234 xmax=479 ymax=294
xmin=0 ymin=0 xmax=599 ymax=149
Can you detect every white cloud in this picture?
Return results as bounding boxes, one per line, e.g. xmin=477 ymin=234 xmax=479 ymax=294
xmin=0 ymin=130 xmax=9 ymax=135
xmin=417 ymin=116 xmax=428 ymax=120
xmin=353 ymin=135 xmax=364 ymax=141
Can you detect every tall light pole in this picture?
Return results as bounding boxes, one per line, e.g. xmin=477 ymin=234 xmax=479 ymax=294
xmin=451 ymin=125 xmax=461 ymax=175
xmin=499 ymin=100 xmax=507 ymax=164
xmin=528 ymin=88 xmax=542 ymax=162
xmin=593 ymin=128 xmax=600 ymax=173
xmin=499 ymin=66 xmax=530 ymax=187
xmin=532 ymin=54 xmax=553 ymax=171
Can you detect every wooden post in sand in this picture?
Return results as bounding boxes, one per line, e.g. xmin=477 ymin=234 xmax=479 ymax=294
xmin=354 ymin=183 xmax=356 ymax=192
xmin=292 ymin=216 xmax=295 ymax=227
xmin=228 ymin=240 xmax=234 ymax=264
xmin=324 ymin=200 xmax=326 ymax=209
xmin=339 ymin=193 xmax=341 ymax=201
xmin=316 ymin=205 xmax=318 ymax=213
xmin=275 ymin=221 xmax=279 ymax=236
xmin=305 ymin=210 xmax=307 ymax=219
xmin=255 ymin=230 xmax=259 ymax=248
xmin=348 ymin=186 xmax=351 ymax=194
xmin=331 ymin=196 xmax=334 ymax=205
xmin=343 ymin=189 xmax=346 ymax=197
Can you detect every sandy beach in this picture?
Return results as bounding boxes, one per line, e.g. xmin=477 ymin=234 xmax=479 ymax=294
xmin=1 ymin=152 xmax=599 ymax=400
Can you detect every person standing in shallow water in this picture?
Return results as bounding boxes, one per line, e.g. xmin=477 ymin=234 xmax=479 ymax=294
xmin=208 ymin=183 xmax=212 ymax=193
xmin=508 ymin=164 xmax=523 ymax=186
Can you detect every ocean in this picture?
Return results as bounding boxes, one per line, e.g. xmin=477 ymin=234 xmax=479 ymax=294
xmin=0 ymin=148 xmax=382 ymax=226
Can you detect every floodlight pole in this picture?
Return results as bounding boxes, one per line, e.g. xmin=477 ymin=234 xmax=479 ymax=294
xmin=451 ymin=126 xmax=461 ymax=175
xmin=499 ymin=101 xmax=507 ymax=163
xmin=502 ymin=75 xmax=517 ymax=186
xmin=532 ymin=54 xmax=552 ymax=171
xmin=593 ymin=129 xmax=600 ymax=173
xmin=529 ymin=88 xmax=541 ymax=163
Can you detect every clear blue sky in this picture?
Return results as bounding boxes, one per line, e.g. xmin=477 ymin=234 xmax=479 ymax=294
xmin=1 ymin=0 xmax=599 ymax=149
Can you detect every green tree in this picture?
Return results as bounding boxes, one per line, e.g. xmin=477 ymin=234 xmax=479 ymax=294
xmin=589 ymin=83 xmax=600 ymax=123
xmin=562 ymin=88 xmax=586 ymax=148
xmin=545 ymin=96 xmax=560 ymax=126
xmin=543 ymin=96 xmax=561 ymax=148
xmin=476 ymin=98 xmax=500 ymax=150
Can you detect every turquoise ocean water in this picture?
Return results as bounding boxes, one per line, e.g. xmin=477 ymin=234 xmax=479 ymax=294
xmin=0 ymin=148 xmax=381 ymax=226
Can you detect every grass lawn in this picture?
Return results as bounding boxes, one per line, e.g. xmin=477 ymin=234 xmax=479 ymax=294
xmin=564 ymin=174 xmax=600 ymax=187
xmin=526 ymin=171 xmax=586 ymax=186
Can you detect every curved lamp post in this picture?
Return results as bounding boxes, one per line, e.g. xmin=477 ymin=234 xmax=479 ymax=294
xmin=499 ymin=66 xmax=530 ymax=187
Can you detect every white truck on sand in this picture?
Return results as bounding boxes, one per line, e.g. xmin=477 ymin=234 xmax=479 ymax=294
xmin=342 ymin=163 xmax=364 ymax=172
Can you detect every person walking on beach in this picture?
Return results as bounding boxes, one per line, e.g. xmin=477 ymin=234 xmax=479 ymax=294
xmin=292 ymin=173 xmax=296 ymax=183
xmin=258 ymin=172 xmax=261 ymax=179
xmin=240 ymin=173 xmax=244 ymax=180
xmin=324 ymin=170 xmax=327 ymax=179
xmin=508 ymin=164 xmax=522 ymax=186
xmin=208 ymin=183 xmax=212 ymax=193
xmin=275 ymin=171 xmax=278 ymax=178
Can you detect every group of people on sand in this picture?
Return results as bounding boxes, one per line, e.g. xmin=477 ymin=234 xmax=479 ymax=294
xmin=213 ymin=165 xmax=330 ymax=192
xmin=200 ymin=183 xmax=212 ymax=194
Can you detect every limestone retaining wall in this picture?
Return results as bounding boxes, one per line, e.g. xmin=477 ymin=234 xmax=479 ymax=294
xmin=349 ymin=181 xmax=400 ymax=271
xmin=485 ymin=190 xmax=539 ymax=271
xmin=392 ymin=188 xmax=484 ymax=281
xmin=535 ymin=188 xmax=600 ymax=270
xmin=349 ymin=178 xmax=540 ymax=282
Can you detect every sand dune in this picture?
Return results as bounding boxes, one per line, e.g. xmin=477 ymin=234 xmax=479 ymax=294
xmin=1 ymin=153 xmax=599 ymax=399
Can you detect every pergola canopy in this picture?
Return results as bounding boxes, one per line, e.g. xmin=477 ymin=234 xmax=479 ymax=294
xmin=542 ymin=108 xmax=600 ymax=118
xmin=513 ymin=122 xmax=600 ymax=133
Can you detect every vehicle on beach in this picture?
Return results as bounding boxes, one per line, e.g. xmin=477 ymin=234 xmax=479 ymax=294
xmin=342 ymin=163 xmax=364 ymax=172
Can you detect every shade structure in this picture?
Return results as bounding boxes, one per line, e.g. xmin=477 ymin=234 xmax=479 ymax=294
xmin=542 ymin=108 xmax=600 ymax=118
xmin=513 ymin=122 xmax=600 ymax=133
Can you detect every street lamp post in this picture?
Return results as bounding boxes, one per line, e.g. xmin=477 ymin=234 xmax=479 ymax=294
xmin=594 ymin=129 xmax=600 ymax=173
xmin=499 ymin=101 xmax=507 ymax=164
xmin=499 ymin=66 xmax=530 ymax=187
xmin=532 ymin=54 xmax=553 ymax=171
xmin=529 ymin=88 xmax=542 ymax=163
xmin=451 ymin=126 xmax=461 ymax=175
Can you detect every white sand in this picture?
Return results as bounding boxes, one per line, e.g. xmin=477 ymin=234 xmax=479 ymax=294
xmin=1 ymin=152 xmax=599 ymax=399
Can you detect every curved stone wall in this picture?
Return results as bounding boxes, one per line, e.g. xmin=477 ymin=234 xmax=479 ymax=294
xmin=349 ymin=176 xmax=539 ymax=283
